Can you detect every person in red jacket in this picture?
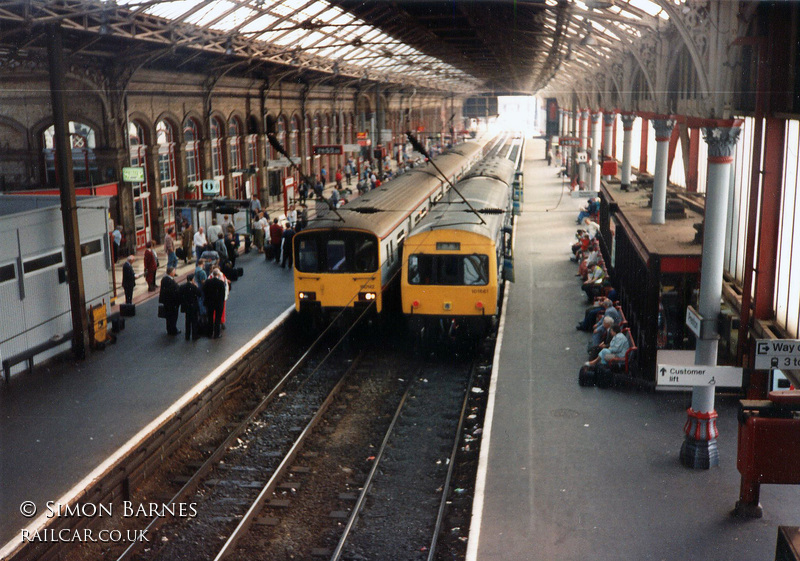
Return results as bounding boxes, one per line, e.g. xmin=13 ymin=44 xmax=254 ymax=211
xmin=143 ymin=241 xmax=159 ymax=291
xmin=269 ymin=218 xmax=284 ymax=264
xmin=335 ymin=167 xmax=343 ymax=189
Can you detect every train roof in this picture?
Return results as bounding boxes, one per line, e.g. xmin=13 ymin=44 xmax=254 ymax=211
xmin=407 ymin=157 xmax=515 ymax=242
xmin=300 ymin=141 xmax=484 ymax=239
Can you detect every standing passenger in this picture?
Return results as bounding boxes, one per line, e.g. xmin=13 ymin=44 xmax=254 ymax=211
xmin=202 ymin=272 xmax=226 ymax=339
xmin=165 ymin=227 xmax=177 ymax=270
xmin=269 ymin=218 xmax=283 ymax=264
xmin=122 ymin=255 xmax=137 ymax=305
xmin=193 ymin=226 xmax=207 ymax=261
xmin=143 ymin=241 xmax=159 ymax=292
xmin=178 ymin=273 xmax=203 ymax=341
xmin=281 ymin=222 xmax=295 ymax=269
xmin=159 ymin=266 xmax=180 ymax=335
xmin=181 ymin=221 xmax=193 ymax=264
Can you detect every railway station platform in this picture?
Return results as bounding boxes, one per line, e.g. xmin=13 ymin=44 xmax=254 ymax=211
xmin=469 ymin=140 xmax=800 ymax=560
xmin=0 ymin=248 xmax=295 ymax=549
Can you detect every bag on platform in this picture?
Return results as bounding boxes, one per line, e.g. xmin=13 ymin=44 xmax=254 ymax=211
xmin=157 ymin=303 xmax=166 ymax=319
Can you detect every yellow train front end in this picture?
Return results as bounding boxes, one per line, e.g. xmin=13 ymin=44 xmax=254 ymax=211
xmin=293 ymin=228 xmax=383 ymax=323
xmin=401 ymin=229 xmax=499 ymax=339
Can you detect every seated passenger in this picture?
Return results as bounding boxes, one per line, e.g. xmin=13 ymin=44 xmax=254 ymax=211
xmin=576 ymin=298 xmax=617 ymax=332
xmin=577 ymin=197 xmax=600 ymax=224
xmin=585 ymin=324 xmax=629 ymax=368
xmin=582 ymin=261 xmax=606 ymax=301
xmin=590 ymin=316 xmax=615 ymax=348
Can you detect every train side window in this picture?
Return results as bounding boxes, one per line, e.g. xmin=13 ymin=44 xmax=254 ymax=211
xmin=0 ymin=262 xmax=16 ymax=284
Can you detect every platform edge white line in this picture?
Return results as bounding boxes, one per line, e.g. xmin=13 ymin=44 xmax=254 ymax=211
xmin=0 ymin=306 xmax=294 ymax=560
xmin=465 ymin=278 xmax=510 ymax=561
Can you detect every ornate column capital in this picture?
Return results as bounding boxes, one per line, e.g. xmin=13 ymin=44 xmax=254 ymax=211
xmin=603 ymin=112 xmax=615 ymax=126
xmin=590 ymin=111 xmax=601 ymax=124
xmin=620 ymin=113 xmax=636 ymax=130
xmin=580 ymin=109 xmax=590 ymax=119
xmin=652 ymin=118 xmax=676 ymax=142
xmin=702 ymin=125 xmax=741 ymax=163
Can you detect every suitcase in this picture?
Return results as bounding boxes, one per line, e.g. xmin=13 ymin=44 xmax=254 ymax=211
xmin=578 ymin=365 xmax=595 ymax=387
xmin=222 ymin=264 xmax=239 ymax=281
xmin=176 ymin=247 xmax=185 ymax=260
xmin=264 ymin=245 xmax=274 ymax=260
xmin=596 ymin=366 xmax=614 ymax=389
xmin=120 ymin=303 xmax=136 ymax=317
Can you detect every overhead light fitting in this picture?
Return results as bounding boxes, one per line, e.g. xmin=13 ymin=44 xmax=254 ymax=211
xmin=580 ymin=33 xmax=597 ymax=46
xmin=224 ymin=37 xmax=234 ymax=55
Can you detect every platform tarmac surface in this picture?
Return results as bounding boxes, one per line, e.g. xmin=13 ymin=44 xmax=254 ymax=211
xmin=471 ymin=141 xmax=800 ymax=560
xmin=0 ymin=249 xmax=295 ymax=547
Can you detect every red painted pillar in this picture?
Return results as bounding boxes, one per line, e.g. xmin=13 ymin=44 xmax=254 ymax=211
xmin=753 ymin=117 xmax=785 ymax=321
xmin=639 ymin=117 xmax=649 ymax=174
xmin=687 ymin=127 xmax=700 ymax=192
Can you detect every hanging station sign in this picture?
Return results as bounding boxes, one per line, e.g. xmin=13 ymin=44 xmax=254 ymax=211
xmin=122 ymin=166 xmax=145 ymax=182
xmin=313 ymin=145 xmax=344 ymax=155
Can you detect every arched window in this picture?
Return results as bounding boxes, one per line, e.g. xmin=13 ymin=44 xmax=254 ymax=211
xmin=42 ymin=121 xmax=98 ymax=187
xmin=156 ymin=120 xmax=176 ymax=189
xmin=210 ymin=117 xmax=225 ymax=180
xmin=228 ymin=116 xmax=244 ymax=199
xmin=156 ymin=120 xmax=177 ymax=233
xmin=129 ymin=121 xmax=151 ymax=248
xmin=290 ymin=116 xmax=299 ymax=158
xmin=183 ymin=118 xmax=201 ymax=187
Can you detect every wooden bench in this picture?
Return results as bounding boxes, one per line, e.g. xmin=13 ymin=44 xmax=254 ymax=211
xmin=2 ymin=331 xmax=73 ymax=385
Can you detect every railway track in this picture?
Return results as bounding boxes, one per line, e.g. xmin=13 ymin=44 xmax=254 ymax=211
xmin=329 ymin=358 xmax=479 ymax=561
xmin=120 ymin=337 xmax=364 ymax=561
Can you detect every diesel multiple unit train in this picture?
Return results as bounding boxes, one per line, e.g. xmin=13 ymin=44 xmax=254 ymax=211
xmin=292 ymin=140 xmax=487 ymax=323
xmin=401 ymin=154 xmax=519 ymax=340
xmin=292 ymin=135 xmax=523 ymax=338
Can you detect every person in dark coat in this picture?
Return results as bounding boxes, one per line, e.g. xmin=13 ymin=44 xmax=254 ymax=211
xmin=178 ymin=273 xmax=203 ymax=341
xmin=143 ymin=241 xmax=158 ymax=291
xmin=224 ymin=229 xmax=239 ymax=268
xmin=202 ymin=274 xmax=226 ymax=339
xmin=158 ymin=267 xmax=181 ymax=335
xmin=281 ymin=222 xmax=295 ymax=269
xmin=122 ymin=255 xmax=137 ymax=304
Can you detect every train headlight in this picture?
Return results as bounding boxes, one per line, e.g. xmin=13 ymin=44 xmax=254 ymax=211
xmin=475 ymin=301 xmax=484 ymax=310
xmin=298 ymin=291 xmax=316 ymax=301
xmin=359 ymin=292 xmax=377 ymax=301
xmin=412 ymin=300 xmax=420 ymax=309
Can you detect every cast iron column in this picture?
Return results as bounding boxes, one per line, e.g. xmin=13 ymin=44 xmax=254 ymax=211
xmin=620 ymin=113 xmax=635 ymax=191
xmin=650 ymin=117 xmax=676 ymax=224
xmin=578 ymin=109 xmax=589 ymax=189
xmin=680 ymin=120 xmax=742 ymax=469
xmin=47 ymin=24 xmax=89 ymax=359
xmin=590 ymin=111 xmax=601 ymax=191
xmin=603 ymin=111 xmax=614 ymax=180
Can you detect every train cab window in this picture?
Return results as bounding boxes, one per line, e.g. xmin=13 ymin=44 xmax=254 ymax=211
xmin=294 ymin=232 xmax=379 ymax=273
xmin=327 ymin=240 xmax=347 ymax=271
xmin=463 ymin=255 xmax=489 ymax=285
xmin=408 ymin=254 xmax=489 ymax=286
xmin=353 ymin=238 xmax=377 ymax=272
xmin=297 ymin=239 xmax=319 ymax=272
